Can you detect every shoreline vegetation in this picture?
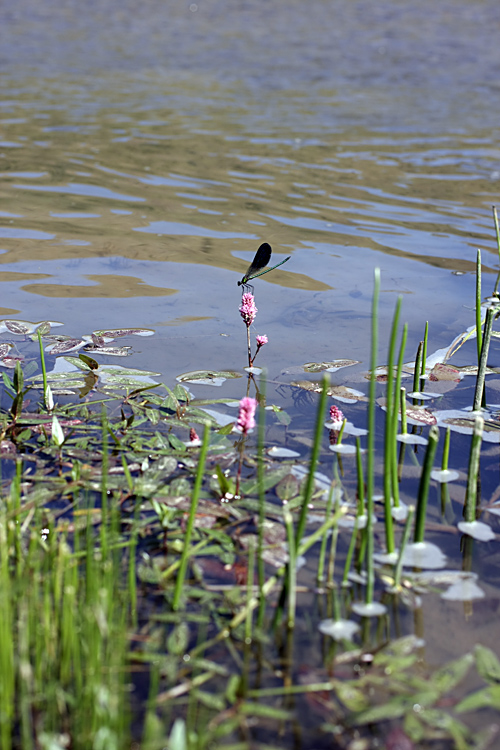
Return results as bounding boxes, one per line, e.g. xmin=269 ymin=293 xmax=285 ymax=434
xmin=1 ymin=211 xmax=500 ymax=748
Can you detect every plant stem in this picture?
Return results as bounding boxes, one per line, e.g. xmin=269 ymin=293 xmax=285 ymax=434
xmin=464 ymin=416 xmax=483 ymax=523
xmin=365 ymin=268 xmax=380 ymax=604
xmin=473 ymin=305 xmax=496 ymax=411
xmin=414 ymin=425 xmax=439 ymax=543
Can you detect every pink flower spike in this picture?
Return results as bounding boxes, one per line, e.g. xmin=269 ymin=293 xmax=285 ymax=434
xmin=256 ymin=334 xmax=268 ymax=347
xmin=239 ymin=293 xmax=258 ymax=327
xmin=329 ymin=405 xmax=344 ymax=430
xmin=237 ymin=396 xmax=257 ymax=434
xmin=189 ymin=428 xmax=200 ymax=443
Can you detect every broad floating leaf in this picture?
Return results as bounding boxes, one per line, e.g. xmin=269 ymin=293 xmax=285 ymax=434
xmin=0 ymin=319 xmax=63 ymax=335
xmin=428 ymin=363 xmax=462 ymax=382
xmin=177 ymin=370 xmax=241 ymax=386
xmin=93 ymin=327 xmax=155 ymax=339
xmin=434 ymin=409 xmax=500 ymax=443
xmin=46 ymin=338 xmax=85 ymax=355
xmin=83 ymin=344 xmax=132 ymax=356
xmin=292 ymin=381 xmax=367 ymax=403
xmin=302 ymin=359 xmax=360 ymax=373
xmin=405 ymin=407 xmax=437 ymax=426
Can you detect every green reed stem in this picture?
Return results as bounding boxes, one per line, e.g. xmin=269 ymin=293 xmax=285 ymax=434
xmin=493 ymin=206 xmax=500 ymax=295
xmin=421 ymin=321 xmax=429 ymax=378
xmin=173 ymin=424 xmax=210 ymax=610
xmin=400 ymin=387 xmax=407 ymax=435
xmin=476 ymin=249 xmax=483 ymax=363
xmin=37 ymin=328 xmax=48 ymax=409
xmin=284 ymin=510 xmax=296 ymax=629
xmin=473 ymin=305 xmax=496 ymax=411
xmin=391 ymin=322 xmax=408 ymax=506
xmin=464 ymin=416 xmax=484 ymax=523
xmin=393 ymin=506 xmax=414 ymax=589
xmin=414 ymin=425 xmax=439 ymax=543
xmin=413 ymin=341 xmax=423 ymax=394
xmin=441 ymin=427 xmax=451 ymax=470
xmin=365 ymin=268 xmax=380 ymax=604
xmin=245 ymin=537 xmax=256 ymax=642
xmin=383 ymin=296 xmax=402 ymax=554
xmin=316 ymin=481 xmax=336 ymax=585
xmin=295 ymin=376 xmax=329 ymax=551
xmin=100 ymin=407 xmax=109 ymax=559
xmin=257 ymin=376 xmax=267 ymax=627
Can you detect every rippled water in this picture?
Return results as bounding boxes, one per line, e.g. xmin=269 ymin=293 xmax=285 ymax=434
xmin=2 ymin=1 xmax=500 ymax=736
xmin=1 ymin=0 xmax=500 ymax=386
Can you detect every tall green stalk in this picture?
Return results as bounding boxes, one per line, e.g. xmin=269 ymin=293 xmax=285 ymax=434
xmin=295 ymin=376 xmax=329 ymax=551
xmin=414 ymin=425 xmax=439 ymax=543
xmin=365 ymin=268 xmax=380 ymax=604
xmin=463 ymin=416 xmax=483 ymax=522
xmin=476 ymin=249 xmax=483 ymax=363
xmin=383 ymin=296 xmax=401 ymax=554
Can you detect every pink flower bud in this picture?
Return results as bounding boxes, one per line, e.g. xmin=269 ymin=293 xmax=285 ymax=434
xmin=329 ymin=405 xmax=344 ymax=430
xmin=239 ymin=293 xmax=258 ymax=326
xmin=256 ymin=334 xmax=268 ymax=347
xmin=237 ymin=396 xmax=257 ymax=434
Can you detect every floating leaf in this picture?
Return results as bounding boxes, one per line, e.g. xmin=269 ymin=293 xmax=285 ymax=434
xmin=303 ymin=359 xmax=360 ymax=373
xmin=83 ymin=344 xmax=131 ymax=356
xmin=177 ymin=369 xmax=241 ymax=387
xmin=428 ymin=363 xmax=462 ymax=382
xmin=292 ymin=381 xmax=367 ymax=403
xmin=405 ymin=408 xmax=437 ymax=426
xmin=0 ymin=343 xmax=12 ymax=358
xmin=93 ymin=327 xmax=155 ymax=338
xmin=5 ymin=320 xmax=31 ymax=335
xmin=47 ymin=339 xmax=85 ymax=355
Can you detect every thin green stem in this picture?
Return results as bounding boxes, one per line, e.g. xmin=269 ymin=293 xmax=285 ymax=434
xmin=464 ymin=416 xmax=483 ymax=523
xmin=476 ymin=249 xmax=483 ymax=363
xmin=295 ymin=376 xmax=329 ymax=551
xmin=37 ymin=328 xmax=48 ymax=409
xmin=365 ymin=268 xmax=380 ymax=604
xmin=383 ymin=296 xmax=401 ymax=554
xmin=473 ymin=305 xmax=496 ymax=411
xmin=414 ymin=425 xmax=439 ymax=543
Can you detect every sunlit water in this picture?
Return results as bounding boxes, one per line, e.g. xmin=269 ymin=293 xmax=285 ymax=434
xmin=2 ymin=0 xmax=500 ymax=742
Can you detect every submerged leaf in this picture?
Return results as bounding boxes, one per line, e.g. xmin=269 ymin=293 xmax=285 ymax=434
xmin=303 ymin=359 xmax=360 ymax=373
